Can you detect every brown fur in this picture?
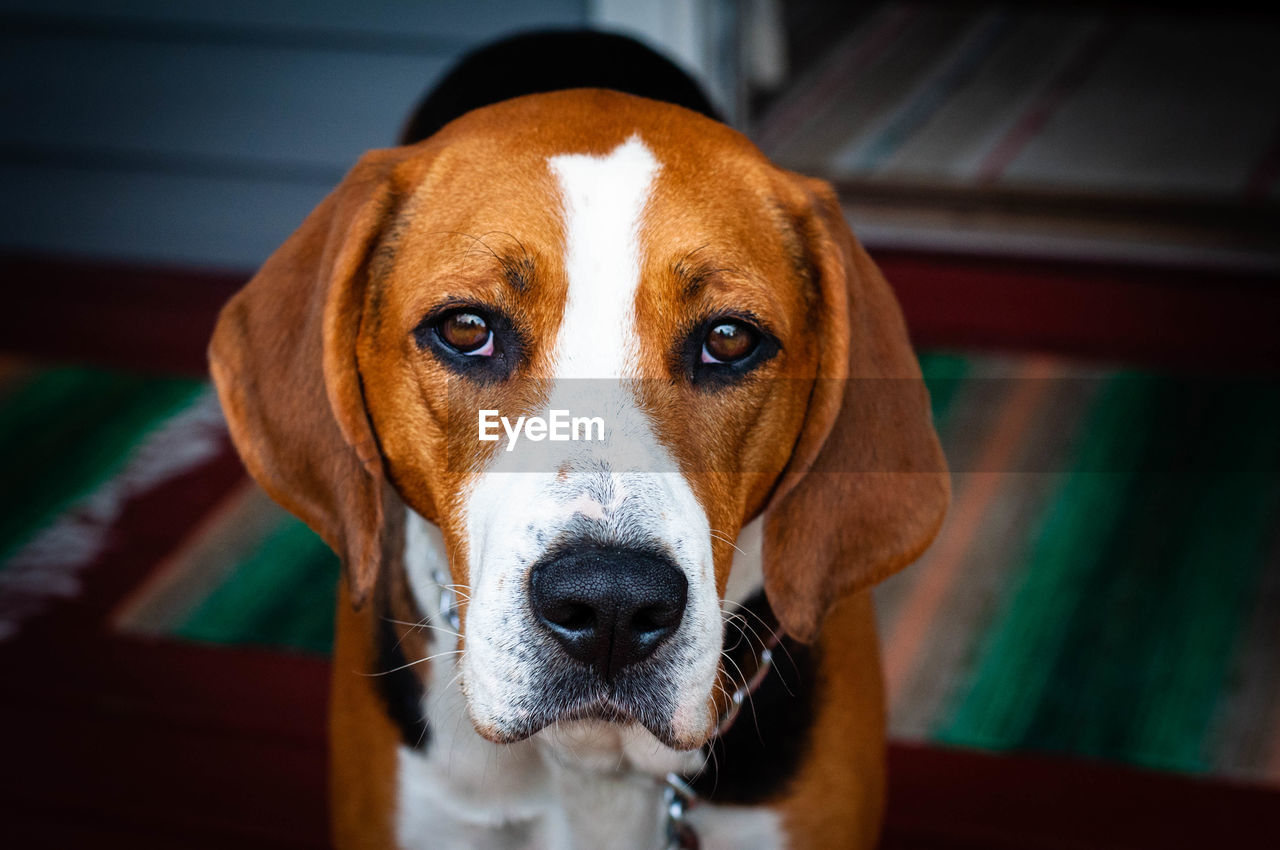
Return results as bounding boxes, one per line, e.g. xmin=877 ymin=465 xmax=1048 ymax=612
xmin=777 ymin=591 xmax=890 ymax=847
xmin=329 ymin=583 xmax=401 ymax=849
xmin=208 ymin=89 xmax=948 ymax=848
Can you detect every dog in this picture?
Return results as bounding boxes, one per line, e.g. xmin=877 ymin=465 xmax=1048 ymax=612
xmin=210 ymin=31 xmax=947 ymax=850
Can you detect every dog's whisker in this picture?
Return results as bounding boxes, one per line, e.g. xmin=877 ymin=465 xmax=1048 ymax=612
xmin=719 ymin=650 xmax=749 ymax=695
xmin=427 ymin=667 xmax=468 ymax=717
xmin=720 ymin=609 xmax=769 ymax=654
xmin=707 ymin=528 xmax=747 ymax=557
xmin=381 ymin=611 xmax=443 ymax=653
xmin=719 ymin=614 xmax=753 ymax=654
xmin=718 ymin=649 xmax=769 ymax=744
xmin=718 ymin=599 xmax=798 ymax=673
xmin=361 ymin=648 xmax=464 ymax=677
xmin=722 ymin=613 xmax=775 ymax=668
xmin=719 ymin=598 xmax=777 ymax=639
xmin=382 ymin=616 xmax=463 ymax=641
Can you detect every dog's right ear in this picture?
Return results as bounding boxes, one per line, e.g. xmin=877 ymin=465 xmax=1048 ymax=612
xmin=761 ymin=175 xmax=949 ymax=643
xmin=209 ymin=147 xmax=416 ymax=608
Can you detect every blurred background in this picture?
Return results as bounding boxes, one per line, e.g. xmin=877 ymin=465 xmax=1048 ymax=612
xmin=2 ymin=1 xmax=1278 ymax=847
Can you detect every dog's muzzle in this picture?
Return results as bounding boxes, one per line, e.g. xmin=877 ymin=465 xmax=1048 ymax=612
xmin=530 ymin=547 xmax=687 ymax=680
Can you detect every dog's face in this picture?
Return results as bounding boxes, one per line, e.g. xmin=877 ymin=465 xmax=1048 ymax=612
xmin=210 ymin=91 xmax=947 ymax=752
xmin=358 ymin=105 xmax=821 ymax=748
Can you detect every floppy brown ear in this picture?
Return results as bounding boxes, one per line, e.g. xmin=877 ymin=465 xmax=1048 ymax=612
xmin=208 ymin=148 xmax=413 ymax=608
xmin=762 ymin=177 xmax=950 ymax=642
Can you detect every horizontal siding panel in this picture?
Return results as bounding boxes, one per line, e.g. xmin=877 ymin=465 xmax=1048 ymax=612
xmin=0 ymin=1 xmax=590 ymax=266
xmin=1 ymin=163 xmax=331 ymax=269
xmin=0 ymin=0 xmax=587 ymax=44
xmin=2 ymin=34 xmax=458 ymax=173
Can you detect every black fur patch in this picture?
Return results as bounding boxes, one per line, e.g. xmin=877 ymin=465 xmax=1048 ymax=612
xmin=400 ymin=29 xmax=721 ymax=145
xmin=687 ymin=591 xmax=818 ymax=805
xmin=375 ymin=613 xmax=431 ymax=750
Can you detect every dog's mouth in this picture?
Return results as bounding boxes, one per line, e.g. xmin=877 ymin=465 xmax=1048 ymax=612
xmin=554 ymin=697 xmax=639 ymax=727
xmin=466 ymin=678 xmax=699 ymax=751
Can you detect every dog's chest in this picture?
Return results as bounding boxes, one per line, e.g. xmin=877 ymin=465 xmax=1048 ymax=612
xmin=393 ymin=740 xmax=663 ymax=849
xmin=393 ymin=729 xmax=786 ymax=850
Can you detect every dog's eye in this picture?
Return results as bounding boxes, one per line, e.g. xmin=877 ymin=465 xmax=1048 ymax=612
xmin=415 ymin=304 xmax=521 ymax=381
xmin=680 ymin=314 xmax=778 ymax=389
xmin=437 ymin=311 xmax=494 ymax=356
xmin=701 ymin=321 xmax=759 ymax=364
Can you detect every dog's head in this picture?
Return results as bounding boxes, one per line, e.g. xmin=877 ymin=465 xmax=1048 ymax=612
xmin=210 ymin=90 xmax=947 ymax=751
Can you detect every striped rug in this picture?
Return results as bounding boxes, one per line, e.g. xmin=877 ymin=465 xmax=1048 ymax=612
xmin=0 ymin=360 xmax=213 ymax=639
xmin=4 ymin=353 xmax=1279 ymax=791
xmin=882 ymin=353 xmax=1280 ymax=787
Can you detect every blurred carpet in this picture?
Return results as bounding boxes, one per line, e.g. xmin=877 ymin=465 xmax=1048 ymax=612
xmin=4 ymin=354 xmax=1276 ymax=790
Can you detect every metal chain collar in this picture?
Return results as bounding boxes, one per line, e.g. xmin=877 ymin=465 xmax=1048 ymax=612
xmin=660 ymin=632 xmax=780 ymax=850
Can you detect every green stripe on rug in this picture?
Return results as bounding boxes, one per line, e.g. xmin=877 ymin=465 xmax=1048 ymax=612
xmin=934 ymin=374 xmax=1280 ymax=774
xmin=1016 ymin=379 xmax=1280 ymax=771
xmin=0 ymin=367 xmax=203 ymax=563
xmin=934 ymin=372 xmax=1162 ymax=748
xmin=920 ymin=351 xmax=970 ymax=430
xmin=1115 ymin=382 xmax=1280 ymax=770
xmin=174 ymin=516 xmax=340 ymax=655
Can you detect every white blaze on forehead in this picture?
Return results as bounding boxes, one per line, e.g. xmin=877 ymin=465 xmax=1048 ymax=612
xmin=549 ymin=136 xmax=659 ymax=380
xmin=453 ymin=135 xmax=719 ymax=749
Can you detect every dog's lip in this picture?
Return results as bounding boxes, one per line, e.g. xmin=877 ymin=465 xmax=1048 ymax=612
xmin=473 ymin=695 xmax=698 ymax=750
xmin=556 ymin=698 xmax=637 ymax=727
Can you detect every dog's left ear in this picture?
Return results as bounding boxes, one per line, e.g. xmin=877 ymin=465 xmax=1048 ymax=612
xmin=209 ymin=147 xmax=417 ymax=608
xmin=762 ymin=176 xmax=950 ymax=642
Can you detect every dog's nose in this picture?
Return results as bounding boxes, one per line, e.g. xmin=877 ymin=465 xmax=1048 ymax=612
xmin=530 ymin=548 xmax=687 ymax=679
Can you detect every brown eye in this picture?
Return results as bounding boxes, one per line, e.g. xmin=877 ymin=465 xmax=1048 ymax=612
xmin=702 ymin=321 xmax=758 ymax=364
xmin=438 ymin=311 xmax=493 ymax=355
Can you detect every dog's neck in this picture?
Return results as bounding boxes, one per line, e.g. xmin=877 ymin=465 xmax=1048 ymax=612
xmin=393 ymin=508 xmax=769 ymax=849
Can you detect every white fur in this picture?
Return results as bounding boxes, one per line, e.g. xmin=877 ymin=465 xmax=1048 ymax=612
xmin=399 ymin=510 xmax=783 ymax=850
xmin=398 ymin=512 xmax=552 ymax=848
xmin=548 ymin=134 xmax=655 ymax=382
xmin=458 ymin=137 xmax=722 ymax=748
xmin=723 ymin=516 xmax=764 ymax=608
xmin=686 ymin=805 xmax=787 ymax=850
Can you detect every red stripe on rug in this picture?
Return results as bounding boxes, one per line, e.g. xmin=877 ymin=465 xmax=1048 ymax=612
xmin=885 ymin=742 xmax=1280 ymax=849
xmin=0 ymin=253 xmax=246 ymax=375
xmin=883 ymin=357 xmax=1056 ymax=708
xmin=111 ymin=479 xmax=265 ymax=634
xmin=1 ymin=638 xmax=329 ymax=848
xmin=0 ymin=441 xmax=246 ymax=645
